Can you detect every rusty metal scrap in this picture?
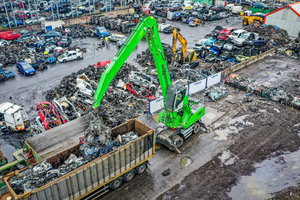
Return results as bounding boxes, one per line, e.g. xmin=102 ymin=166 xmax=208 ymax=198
xmin=245 ymin=23 xmax=290 ymax=48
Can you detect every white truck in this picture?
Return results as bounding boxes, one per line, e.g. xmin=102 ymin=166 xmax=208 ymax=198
xmin=41 ymin=20 xmax=65 ymax=33
xmin=0 ymin=102 xmax=29 ymax=132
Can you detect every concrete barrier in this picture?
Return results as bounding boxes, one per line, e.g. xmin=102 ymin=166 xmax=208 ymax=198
xmin=222 ymin=48 xmax=277 ymax=79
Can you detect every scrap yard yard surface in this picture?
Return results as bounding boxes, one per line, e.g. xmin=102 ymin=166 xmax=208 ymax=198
xmin=0 ymin=2 xmax=300 ymax=200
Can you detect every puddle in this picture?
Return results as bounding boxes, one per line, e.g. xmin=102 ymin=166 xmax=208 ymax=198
xmin=1 ymin=144 xmax=17 ymax=162
xmin=180 ymin=156 xmax=192 ymax=167
xmin=229 ymin=150 xmax=300 ymax=200
xmin=219 ymin=150 xmax=238 ymax=166
xmin=214 ymin=115 xmax=253 ymax=141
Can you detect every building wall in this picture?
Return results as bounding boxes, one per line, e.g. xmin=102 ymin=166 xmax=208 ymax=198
xmin=265 ymin=8 xmax=300 ymax=38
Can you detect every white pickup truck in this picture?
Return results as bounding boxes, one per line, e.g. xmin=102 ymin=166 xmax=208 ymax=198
xmin=58 ymin=49 xmax=83 ymax=63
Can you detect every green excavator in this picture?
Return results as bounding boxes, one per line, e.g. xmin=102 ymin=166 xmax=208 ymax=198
xmin=93 ymin=16 xmax=206 ymax=153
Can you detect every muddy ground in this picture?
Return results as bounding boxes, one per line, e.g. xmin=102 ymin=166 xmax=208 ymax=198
xmin=159 ymin=56 xmax=300 ymax=200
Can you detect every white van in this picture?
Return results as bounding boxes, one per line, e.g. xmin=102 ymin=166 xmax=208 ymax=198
xmin=0 ymin=102 xmax=29 ymax=132
xmin=108 ymin=34 xmax=127 ymax=42
xmin=243 ymin=10 xmax=253 ymax=16
xmin=225 ymin=4 xmax=234 ymax=11
xmin=232 ymin=6 xmax=244 ymax=15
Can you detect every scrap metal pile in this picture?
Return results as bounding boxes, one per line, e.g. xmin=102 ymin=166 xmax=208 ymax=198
xmin=45 ymin=63 xmax=148 ymax=128
xmin=136 ymin=43 xmax=173 ymax=67
xmin=225 ymin=74 xmax=300 ymax=109
xmin=65 ymin=24 xmax=97 ymax=38
xmin=9 ymin=115 xmax=139 ymax=195
xmin=277 ymin=31 xmax=300 ymax=59
xmin=0 ymin=36 xmax=85 ymax=70
xmin=244 ymin=23 xmax=290 ymax=48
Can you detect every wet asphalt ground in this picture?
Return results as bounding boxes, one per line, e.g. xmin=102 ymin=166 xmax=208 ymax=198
xmin=0 ymin=15 xmax=243 ymax=197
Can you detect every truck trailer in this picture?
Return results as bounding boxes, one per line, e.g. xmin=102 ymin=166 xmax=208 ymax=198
xmin=1 ymin=118 xmax=155 ymax=200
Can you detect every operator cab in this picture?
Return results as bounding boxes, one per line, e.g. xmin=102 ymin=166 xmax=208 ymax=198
xmin=165 ymin=81 xmax=188 ymax=112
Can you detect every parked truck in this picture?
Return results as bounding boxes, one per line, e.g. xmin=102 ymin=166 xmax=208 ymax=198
xmin=1 ymin=118 xmax=154 ymax=200
xmin=0 ymin=102 xmax=29 ymax=132
xmin=97 ymin=27 xmax=110 ymax=38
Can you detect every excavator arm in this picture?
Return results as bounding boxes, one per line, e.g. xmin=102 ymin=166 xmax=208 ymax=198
xmin=93 ymin=16 xmax=172 ymax=108
xmin=172 ymin=28 xmax=187 ymax=62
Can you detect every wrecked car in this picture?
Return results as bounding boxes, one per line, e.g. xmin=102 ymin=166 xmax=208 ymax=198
xmin=126 ymin=71 xmax=158 ymax=90
xmin=76 ymin=73 xmax=98 ymax=97
xmin=53 ymin=97 xmax=81 ymax=122
xmin=37 ymin=102 xmax=63 ymax=130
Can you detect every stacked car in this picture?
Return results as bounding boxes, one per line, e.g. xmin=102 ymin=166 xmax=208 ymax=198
xmin=195 ymin=25 xmax=268 ymax=63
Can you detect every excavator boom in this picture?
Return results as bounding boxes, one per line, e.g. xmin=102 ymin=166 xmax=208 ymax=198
xmin=93 ymin=16 xmax=206 ymax=153
xmin=172 ymin=28 xmax=187 ymax=62
xmin=93 ymin=16 xmax=172 ymax=108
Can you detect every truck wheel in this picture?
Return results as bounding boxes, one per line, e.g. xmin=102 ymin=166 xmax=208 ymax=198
xmin=123 ymin=170 xmax=135 ymax=182
xmin=136 ymin=163 xmax=147 ymax=175
xmin=110 ymin=177 xmax=122 ymax=190
xmin=172 ymin=135 xmax=184 ymax=148
xmin=193 ymin=122 xmax=201 ymax=134
xmin=243 ymin=20 xmax=248 ymax=26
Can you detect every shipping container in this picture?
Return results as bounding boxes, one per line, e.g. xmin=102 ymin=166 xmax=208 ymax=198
xmin=250 ymin=7 xmax=275 ymax=14
xmin=2 ymin=118 xmax=155 ymax=200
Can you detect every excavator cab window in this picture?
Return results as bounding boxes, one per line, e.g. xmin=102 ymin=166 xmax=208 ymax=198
xmin=175 ymin=89 xmax=186 ymax=111
xmin=165 ymin=89 xmax=176 ymax=112
xmin=165 ymin=86 xmax=187 ymax=112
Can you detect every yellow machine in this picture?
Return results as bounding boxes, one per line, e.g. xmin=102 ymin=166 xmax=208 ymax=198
xmin=172 ymin=28 xmax=197 ymax=64
xmin=242 ymin=15 xmax=264 ymax=26
xmin=189 ymin=19 xmax=204 ymax=27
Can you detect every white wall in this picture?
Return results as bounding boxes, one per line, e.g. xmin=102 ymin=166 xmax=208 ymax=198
xmin=265 ymin=8 xmax=300 ymax=38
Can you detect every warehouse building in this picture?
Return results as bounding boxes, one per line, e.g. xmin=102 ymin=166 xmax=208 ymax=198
xmin=264 ymin=2 xmax=300 ymax=38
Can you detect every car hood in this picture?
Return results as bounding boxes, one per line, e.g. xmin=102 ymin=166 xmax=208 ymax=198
xmin=25 ymin=67 xmax=35 ymax=73
xmin=233 ymin=38 xmax=245 ymax=44
xmin=213 ymin=41 xmax=224 ymax=47
xmin=223 ymin=43 xmax=233 ymax=51
xmin=206 ymin=39 xmax=216 ymax=45
xmin=228 ymin=35 xmax=238 ymax=40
